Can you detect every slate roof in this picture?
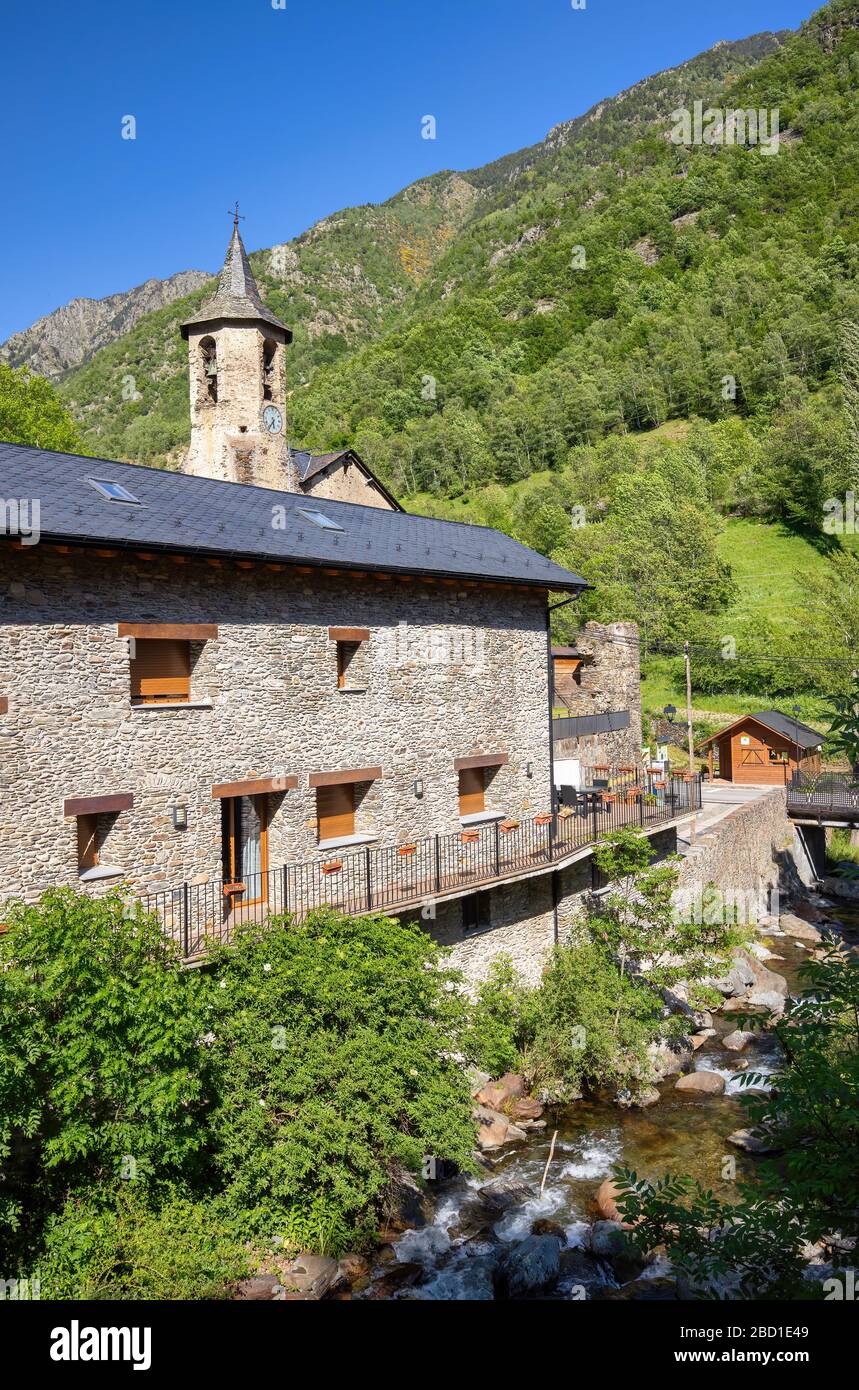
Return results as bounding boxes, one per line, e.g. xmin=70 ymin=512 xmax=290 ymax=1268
xmin=701 ymin=709 xmax=824 ymax=749
xmin=180 ymin=226 xmax=290 ymax=338
xmin=0 ymin=441 xmax=588 ymax=592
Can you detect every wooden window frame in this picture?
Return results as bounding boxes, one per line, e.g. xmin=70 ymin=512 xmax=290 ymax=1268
xmin=222 ymin=794 xmax=269 ymax=905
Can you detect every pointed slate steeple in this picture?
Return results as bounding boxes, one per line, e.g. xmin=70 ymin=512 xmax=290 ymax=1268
xmin=180 ymin=224 xmax=291 ymax=339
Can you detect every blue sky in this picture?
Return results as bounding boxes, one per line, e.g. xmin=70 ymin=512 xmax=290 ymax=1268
xmin=1 ymin=0 xmax=814 ymax=342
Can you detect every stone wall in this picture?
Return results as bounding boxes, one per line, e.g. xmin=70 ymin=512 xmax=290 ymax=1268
xmin=674 ymin=789 xmax=816 ymax=918
xmin=0 ymin=544 xmax=553 ymax=903
xmin=553 ymin=621 xmax=642 ymax=767
xmin=302 ymin=458 xmax=396 ymax=511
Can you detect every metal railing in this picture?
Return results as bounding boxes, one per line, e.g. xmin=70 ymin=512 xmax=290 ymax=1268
xmin=787 ymin=770 xmax=859 ymax=819
xmin=141 ymin=770 xmax=701 ymax=958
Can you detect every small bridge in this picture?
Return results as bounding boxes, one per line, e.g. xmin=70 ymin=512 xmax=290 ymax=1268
xmin=787 ymin=772 xmax=859 ymax=826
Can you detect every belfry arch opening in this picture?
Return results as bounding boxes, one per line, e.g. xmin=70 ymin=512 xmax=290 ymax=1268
xmin=199 ymin=336 xmax=218 ymax=404
xmin=262 ymin=339 xmax=277 ymax=401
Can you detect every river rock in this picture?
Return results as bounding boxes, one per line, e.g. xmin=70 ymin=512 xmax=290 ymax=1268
xmin=474 ymin=1105 xmax=527 ymax=1149
xmin=559 ymin=1248 xmax=607 ymax=1294
xmin=467 ymin=1067 xmax=492 ymax=1098
xmin=595 ymin=1178 xmax=624 ymax=1222
xmin=365 ymin=1261 xmax=424 ymax=1299
xmin=477 ymin=1175 xmax=535 ymax=1215
xmin=726 ymin=1127 xmax=780 ymax=1155
xmin=531 ymin=1218 xmax=566 ymax=1240
xmin=690 ymin=1029 xmax=716 ymax=1049
xmin=498 ymin=1235 xmax=562 ymax=1297
xmin=708 ymin=954 xmax=757 ymax=997
xmin=279 ymin=1254 xmax=340 ymax=1300
xmin=591 ymin=1220 xmax=630 ymax=1259
xmin=779 ymin=913 xmax=824 ymax=943
xmin=722 ymin=1029 xmax=755 ymax=1052
xmin=648 ymin=1036 xmax=693 ymax=1079
xmin=475 ymin=1073 xmax=526 ymax=1112
xmin=235 ymin=1276 xmax=284 ymax=1301
xmin=508 ymin=1094 xmax=544 ymax=1122
xmin=674 ymin=1070 xmax=726 ymax=1095
xmin=383 ymin=1164 xmax=435 ymax=1230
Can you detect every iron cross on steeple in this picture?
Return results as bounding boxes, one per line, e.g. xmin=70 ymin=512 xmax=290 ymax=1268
xmin=228 ymin=201 xmax=246 ymax=229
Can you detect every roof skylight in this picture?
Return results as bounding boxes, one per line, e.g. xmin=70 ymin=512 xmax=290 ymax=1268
xmin=87 ymin=478 xmax=143 ymax=505
xmin=297 ymin=507 xmax=344 ymax=532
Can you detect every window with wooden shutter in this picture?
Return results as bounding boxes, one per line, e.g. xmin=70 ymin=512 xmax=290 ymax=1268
xmin=336 ymin=641 xmax=360 ymax=689
xmin=458 ymin=768 xmax=486 ymax=817
xmin=317 ymin=783 xmax=355 ymax=842
xmin=130 ymin=639 xmax=191 ymax=705
xmin=77 ymin=814 xmax=99 ymax=872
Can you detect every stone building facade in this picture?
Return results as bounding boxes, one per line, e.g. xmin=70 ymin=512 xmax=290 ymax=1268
xmin=553 ymin=620 xmax=643 ymax=769
xmin=0 ymin=543 xmax=552 ymax=903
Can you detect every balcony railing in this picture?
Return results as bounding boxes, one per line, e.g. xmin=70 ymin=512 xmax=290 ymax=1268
xmin=787 ymin=770 xmax=859 ymax=820
xmin=141 ymin=770 xmax=701 ymax=959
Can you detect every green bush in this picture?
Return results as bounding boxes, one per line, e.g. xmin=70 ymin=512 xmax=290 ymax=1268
xmin=0 ymin=891 xmax=210 ymax=1261
xmin=203 ymin=910 xmax=477 ymax=1247
xmin=461 ymin=955 xmax=537 ymax=1076
xmin=37 ymin=1187 xmax=249 ymax=1300
xmin=523 ymin=940 xmax=663 ymax=1101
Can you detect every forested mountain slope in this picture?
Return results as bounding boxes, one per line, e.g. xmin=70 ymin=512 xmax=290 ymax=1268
xmin=52 ymin=29 xmax=785 ymax=468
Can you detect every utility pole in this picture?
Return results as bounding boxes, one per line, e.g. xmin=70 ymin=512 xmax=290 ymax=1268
xmin=685 ymin=640 xmax=697 ymax=845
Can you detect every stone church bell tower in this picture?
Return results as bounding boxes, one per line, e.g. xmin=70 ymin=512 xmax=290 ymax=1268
xmin=181 ymin=212 xmax=294 ymax=489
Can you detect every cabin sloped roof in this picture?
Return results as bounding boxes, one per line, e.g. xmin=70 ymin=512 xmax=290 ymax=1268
xmin=0 ymin=441 xmax=588 ymax=593
xmin=700 ymin=709 xmax=824 ymax=750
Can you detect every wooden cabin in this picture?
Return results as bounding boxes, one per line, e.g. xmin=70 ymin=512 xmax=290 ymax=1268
xmin=700 ymin=710 xmax=824 ymax=786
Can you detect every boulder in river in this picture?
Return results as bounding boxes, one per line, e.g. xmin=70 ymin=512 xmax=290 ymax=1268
xmin=727 ymin=1128 xmax=781 ymax=1155
xmin=498 ymin=1234 xmax=562 ymax=1297
xmin=477 ymin=1175 xmax=535 ymax=1215
xmin=690 ymin=1029 xmax=716 ymax=1049
xmin=779 ymin=912 xmax=824 ymax=943
xmin=675 ymin=1070 xmax=726 ymax=1095
xmin=600 ymin=1276 xmax=678 ymax=1301
xmin=595 ymin=1178 xmax=625 ymax=1223
xmin=591 ymin=1219 xmax=632 ymax=1259
xmin=279 ymin=1253 xmax=340 ymax=1300
xmin=383 ymin=1164 xmax=435 ymax=1231
xmin=722 ymin=1029 xmax=755 ymax=1052
xmin=474 ymin=1104 xmax=528 ymax=1150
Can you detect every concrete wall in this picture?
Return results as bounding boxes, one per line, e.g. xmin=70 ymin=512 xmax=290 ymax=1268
xmin=0 ymin=544 xmax=552 ymax=902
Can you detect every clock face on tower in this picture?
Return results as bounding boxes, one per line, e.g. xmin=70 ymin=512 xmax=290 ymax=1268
xmin=261 ymin=405 xmax=283 ymax=434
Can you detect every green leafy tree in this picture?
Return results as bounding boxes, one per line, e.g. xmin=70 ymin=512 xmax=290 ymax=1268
xmin=591 ymin=829 xmax=742 ymax=1017
xmin=0 ymin=363 xmax=82 ymax=453
xmin=204 ymin=909 xmax=477 ymax=1250
xmin=0 ymin=891 xmax=210 ymax=1260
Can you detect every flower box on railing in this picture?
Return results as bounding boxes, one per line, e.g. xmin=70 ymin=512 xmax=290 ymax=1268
xmin=398 ymin=844 xmax=417 ymax=857
xmin=625 ymin=787 xmax=643 ymax=802
xmin=535 ymin=813 xmax=553 ymax=826
xmin=321 ymin=860 xmax=343 ymax=875
xmin=461 ymin=830 xmax=480 ymax=844
xmin=558 ymin=806 xmax=575 ymax=820
xmin=223 ymin=882 xmax=246 ymax=897
xmin=602 ymin=792 xmax=618 ymax=804
xmin=500 ymin=819 xmax=520 ymax=833
xmin=652 ymin=780 xmax=666 ymax=790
